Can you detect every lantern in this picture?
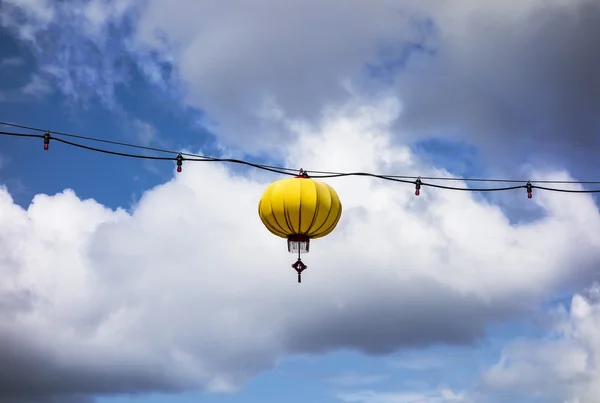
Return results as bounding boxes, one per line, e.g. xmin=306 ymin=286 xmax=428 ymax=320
xmin=258 ymin=170 xmax=342 ymax=283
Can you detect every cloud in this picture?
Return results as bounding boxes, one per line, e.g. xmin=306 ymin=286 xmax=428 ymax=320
xmin=0 ymin=57 xmax=25 ymax=68
xmin=1 ymin=98 xmax=600 ymax=401
xmin=393 ymin=0 xmax=600 ymax=174
xmin=0 ymin=72 xmax=52 ymax=103
xmin=0 ymin=0 xmax=55 ymax=41
xmin=2 ymin=397 xmax=95 ymax=403
xmin=2 ymin=2 xmax=600 ymax=401
xmin=0 ymin=0 xmax=167 ymax=110
xmin=129 ymin=0 xmax=600 ymax=166
xmin=327 ymin=372 xmax=391 ymax=387
xmin=129 ymin=118 xmax=159 ymax=146
xmin=21 ymin=74 xmax=52 ymax=98
xmin=483 ymin=284 xmax=600 ymax=403
xmin=4 ymin=0 xmax=598 ymax=167
xmin=336 ymin=387 xmax=468 ymax=403
xmin=130 ymin=0 xmax=421 ymax=152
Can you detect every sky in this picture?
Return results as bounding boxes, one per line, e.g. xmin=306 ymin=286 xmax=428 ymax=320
xmin=0 ymin=0 xmax=600 ymax=402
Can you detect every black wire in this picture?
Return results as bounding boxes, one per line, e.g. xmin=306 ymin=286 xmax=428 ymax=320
xmin=306 ymin=169 xmax=600 ymax=184
xmin=2 ymin=126 xmax=600 ymax=194
xmin=0 ymin=130 xmax=44 ymax=139
xmin=532 ymin=185 xmax=600 ymax=193
xmin=423 ymin=182 xmax=526 ymax=192
xmin=308 ymin=171 xmax=526 ymax=191
xmin=5 ymin=120 xmax=600 ymax=184
xmin=0 ymin=121 xmax=299 ymax=173
xmin=1 ymin=122 xmax=195 ymax=156
xmin=52 ymin=137 xmax=177 ymax=161
xmin=0 ymin=130 xmax=298 ymax=176
xmin=305 ymin=171 xmax=415 ymax=183
xmin=185 ymin=156 xmax=299 ymax=176
xmin=0 ymin=122 xmax=44 ymax=133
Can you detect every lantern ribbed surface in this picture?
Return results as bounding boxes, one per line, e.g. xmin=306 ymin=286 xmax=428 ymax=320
xmin=258 ymin=177 xmax=342 ymax=239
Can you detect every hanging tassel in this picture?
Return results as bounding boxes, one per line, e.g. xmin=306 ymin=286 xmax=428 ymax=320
xmin=292 ymin=259 xmax=307 ymax=284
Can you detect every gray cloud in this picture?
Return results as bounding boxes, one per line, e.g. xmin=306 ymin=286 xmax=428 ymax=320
xmin=285 ymin=277 xmax=520 ymax=355
xmin=0 ymin=320 xmax=181 ymax=400
xmin=131 ymin=0 xmax=420 ymax=153
xmin=0 ymin=397 xmax=95 ymax=403
xmin=394 ymin=0 xmax=600 ymax=175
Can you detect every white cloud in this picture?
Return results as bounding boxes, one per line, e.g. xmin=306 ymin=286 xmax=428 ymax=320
xmin=1 ymin=97 xmax=600 ymax=401
xmin=336 ymin=387 xmax=468 ymax=403
xmin=483 ymin=284 xmax=600 ymax=403
xmin=81 ymin=0 xmax=135 ymax=35
xmin=0 ymin=0 xmax=142 ymax=110
xmin=129 ymin=119 xmax=159 ymax=146
xmin=130 ymin=0 xmax=420 ymax=152
xmin=0 ymin=0 xmax=55 ymax=41
xmin=0 ymin=57 xmax=25 ymax=68
xmin=21 ymin=74 xmax=52 ymax=98
xmin=327 ymin=372 xmax=391 ymax=387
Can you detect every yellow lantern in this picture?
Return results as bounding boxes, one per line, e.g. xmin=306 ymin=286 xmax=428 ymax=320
xmin=258 ymin=170 xmax=342 ymax=283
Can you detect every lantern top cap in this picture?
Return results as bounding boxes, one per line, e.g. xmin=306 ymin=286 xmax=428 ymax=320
xmin=295 ymin=168 xmax=309 ymax=178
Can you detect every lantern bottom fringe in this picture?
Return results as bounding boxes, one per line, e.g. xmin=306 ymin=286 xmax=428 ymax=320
xmin=288 ymin=235 xmax=310 ymax=254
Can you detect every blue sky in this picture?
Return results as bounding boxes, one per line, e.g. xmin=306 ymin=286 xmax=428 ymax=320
xmin=0 ymin=25 xmax=212 ymax=210
xmin=1 ymin=1 xmax=600 ymax=403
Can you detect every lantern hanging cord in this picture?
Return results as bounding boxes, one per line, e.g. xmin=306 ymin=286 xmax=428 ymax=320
xmin=2 ymin=122 xmax=600 ymax=194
